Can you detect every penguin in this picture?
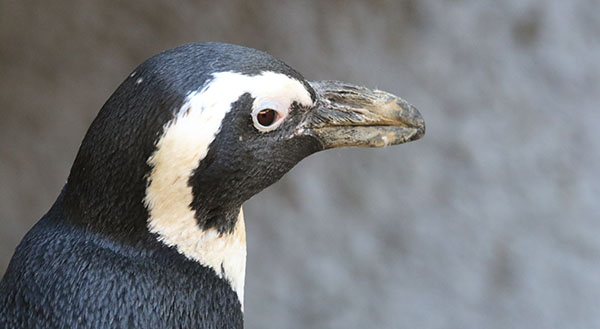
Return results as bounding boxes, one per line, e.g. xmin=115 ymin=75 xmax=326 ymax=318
xmin=0 ymin=42 xmax=424 ymax=328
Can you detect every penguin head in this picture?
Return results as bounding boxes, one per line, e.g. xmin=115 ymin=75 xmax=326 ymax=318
xmin=61 ymin=42 xmax=424 ymax=239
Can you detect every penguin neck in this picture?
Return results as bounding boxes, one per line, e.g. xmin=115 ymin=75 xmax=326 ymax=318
xmin=62 ymin=172 xmax=248 ymax=307
xmin=142 ymin=130 xmax=248 ymax=307
xmin=147 ymin=206 xmax=247 ymax=307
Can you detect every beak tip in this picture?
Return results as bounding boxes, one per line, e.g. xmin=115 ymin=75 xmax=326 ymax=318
xmin=412 ymin=126 xmax=426 ymax=141
xmin=397 ymin=101 xmax=426 ymax=140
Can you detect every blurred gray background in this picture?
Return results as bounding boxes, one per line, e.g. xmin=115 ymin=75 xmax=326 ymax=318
xmin=1 ymin=1 xmax=599 ymax=328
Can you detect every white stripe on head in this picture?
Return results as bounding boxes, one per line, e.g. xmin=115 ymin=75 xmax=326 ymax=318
xmin=143 ymin=71 xmax=312 ymax=308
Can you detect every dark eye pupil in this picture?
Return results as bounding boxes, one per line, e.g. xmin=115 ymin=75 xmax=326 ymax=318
xmin=257 ymin=109 xmax=277 ymax=126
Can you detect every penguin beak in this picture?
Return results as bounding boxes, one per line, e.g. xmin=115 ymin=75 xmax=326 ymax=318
xmin=302 ymin=80 xmax=425 ymax=149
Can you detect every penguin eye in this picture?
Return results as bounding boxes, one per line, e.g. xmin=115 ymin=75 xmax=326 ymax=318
xmin=252 ymin=104 xmax=287 ymax=132
xmin=256 ymin=109 xmax=278 ymax=127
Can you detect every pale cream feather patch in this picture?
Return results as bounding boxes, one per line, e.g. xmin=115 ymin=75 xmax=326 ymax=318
xmin=143 ymin=71 xmax=312 ymax=308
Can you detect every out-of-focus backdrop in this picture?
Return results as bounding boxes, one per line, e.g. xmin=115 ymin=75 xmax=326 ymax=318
xmin=1 ymin=1 xmax=599 ymax=328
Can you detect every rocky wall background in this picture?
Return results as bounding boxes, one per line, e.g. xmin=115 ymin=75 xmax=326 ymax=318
xmin=1 ymin=1 xmax=599 ymax=328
